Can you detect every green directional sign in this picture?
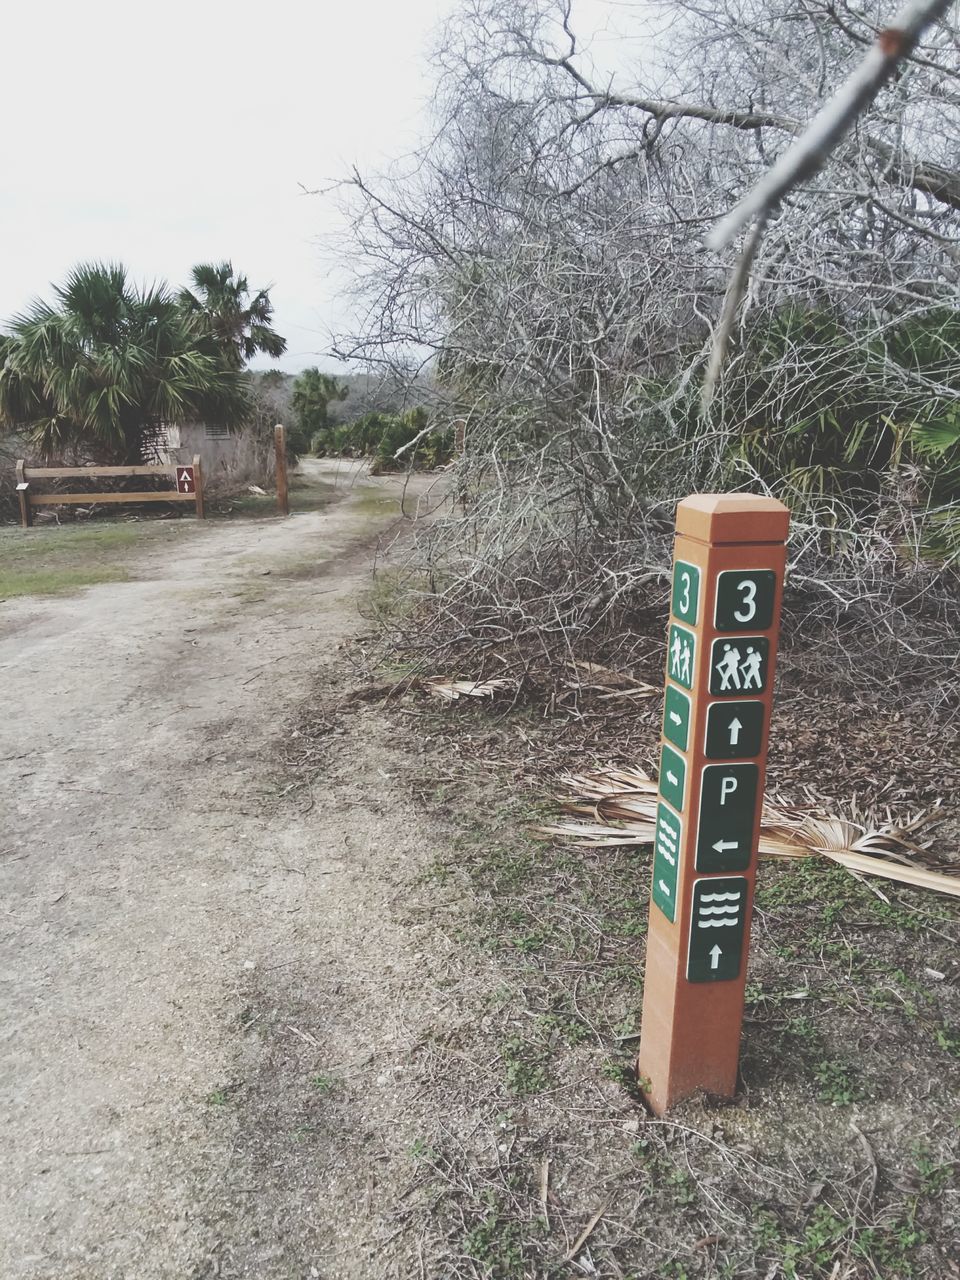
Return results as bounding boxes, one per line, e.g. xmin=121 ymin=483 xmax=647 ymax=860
xmin=695 ymin=763 xmax=758 ymax=871
xmin=663 ymin=685 xmax=691 ymax=752
xmin=658 ymin=743 xmax=686 ymax=812
xmin=704 ymin=700 xmax=764 ymax=760
xmin=667 ymin=624 xmax=696 ymax=691
xmin=671 ymin=560 xmax=700 ymax=625
xmin=715 ymin=569 xmax=776 ymax=632
xmin=652 ymin=803 xmax=682 ymax=922
xmin=687 ymin=876 xmax=748 ymax=982
xmin=709 ymin=636 xmax=769 ymax=697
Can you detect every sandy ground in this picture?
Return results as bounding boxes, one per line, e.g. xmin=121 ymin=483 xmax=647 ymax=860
xmin=0 ymin=461 xmax=459 ymax=1280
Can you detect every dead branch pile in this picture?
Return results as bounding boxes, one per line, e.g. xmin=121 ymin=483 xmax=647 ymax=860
xmin=331 ymin=0 xmax=960 ymax=703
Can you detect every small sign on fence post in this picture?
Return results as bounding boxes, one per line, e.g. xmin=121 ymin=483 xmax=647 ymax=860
xmin=637 ymin=494 xmax=790 ymax=1115
xmin=15 ymin=460 xmax=32 ymax=528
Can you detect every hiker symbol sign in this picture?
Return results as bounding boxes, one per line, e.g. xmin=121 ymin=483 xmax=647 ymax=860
xmin=709 ymin=637 xmax=769 ymax=696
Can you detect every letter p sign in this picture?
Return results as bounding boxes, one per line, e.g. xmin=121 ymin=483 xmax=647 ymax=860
xmin=720 ymin=776 xmax=738 ymax=806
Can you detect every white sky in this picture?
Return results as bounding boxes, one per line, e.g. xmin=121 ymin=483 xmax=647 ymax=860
xmin=1 ymin=0 xmax=653 ymax=373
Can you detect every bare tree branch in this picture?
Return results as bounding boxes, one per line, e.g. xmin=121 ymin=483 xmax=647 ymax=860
xmin=708 ymin=0 xmax=956 ymax=247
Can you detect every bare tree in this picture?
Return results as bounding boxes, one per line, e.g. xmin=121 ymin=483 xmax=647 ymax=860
xmin=328 ymin=0 xmax=960 ymax=699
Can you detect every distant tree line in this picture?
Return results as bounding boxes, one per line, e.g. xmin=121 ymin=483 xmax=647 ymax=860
xmin=289 ymin=367 xmax=451 ymax=470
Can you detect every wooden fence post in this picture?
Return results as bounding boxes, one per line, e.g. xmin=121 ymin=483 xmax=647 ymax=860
xmin=15 ymin=460 xmax=32 ymax=528
xmin=275 ymin=424 xmax=289 ymax=516
xmin=193 ymin=454 xmax=206 ymax=520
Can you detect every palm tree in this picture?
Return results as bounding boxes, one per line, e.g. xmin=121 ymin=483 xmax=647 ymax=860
xmin=178 ymin=261 xmax=287 ymax=368
xmin=0 ymin=262 xmax=249 ymax=463
xmin=290 ymin=367 xmax=349 ymax=454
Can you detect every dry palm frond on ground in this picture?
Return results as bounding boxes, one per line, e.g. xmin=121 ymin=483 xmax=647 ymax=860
xmin=540 ymin=767 xmax=960 ymax=898
xmin=424 ymin=677 xmax=517 ymax=702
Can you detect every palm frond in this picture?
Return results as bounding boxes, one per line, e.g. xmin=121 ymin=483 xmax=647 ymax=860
xmin=540 ymin=767 xmax=959 ymax=897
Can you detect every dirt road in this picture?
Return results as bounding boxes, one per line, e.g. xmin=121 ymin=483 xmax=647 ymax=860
xmin=0 ymin=462 xmax=459 ymax=1280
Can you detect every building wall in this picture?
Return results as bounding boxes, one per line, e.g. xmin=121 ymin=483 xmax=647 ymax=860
xmin=161 ymin=422 xmax=240 ymax=471
xmin=160 ymin=422 xmax=276 ymax=488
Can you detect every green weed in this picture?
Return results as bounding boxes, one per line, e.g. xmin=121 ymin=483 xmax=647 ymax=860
xmin=462 ymin=1190 xmax=540 ymax=1277
xmin=813 ymin=1058 xmax=866 ymax=1106
xmin=310 ymin=1073 xmax=338 ymax=1094
xmin=501 ymin=1037 xmax=549 ymax=1096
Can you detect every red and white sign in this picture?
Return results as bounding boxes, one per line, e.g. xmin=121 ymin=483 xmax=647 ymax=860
xmin=176 ymin=466 xmax=196 ymax=494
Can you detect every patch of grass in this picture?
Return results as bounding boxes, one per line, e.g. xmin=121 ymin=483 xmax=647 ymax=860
xmin=852 ymin=1222 xmax=927 ymax=1276
xmin=812 ymin=1057 xmax=867 ymax=1106
xmin=462 ymin=1195 xmax=529 ymax=1278
xmin=934 ymin=1025 xmax=960 ymax=1057
xmin=535 ymin=1009 xmax=591 ymax=1047
xmin=0 ymin=523 xmax=162 ymax=598
xmin=409 ymin=1137 xmax=439 ymax=1162
xmin=348 ymin=486 xmax=405 ymax=517
xmin=500 ymin=1036 xmax=550 ymax=1096
xmin=211 ymin=474 xmax=337 ymax=519
xmin=309 ymin=1073 xmax=338 ymax=1095
xmin=753 ymin=1203 xmax=927 ymax=1280
xmin=362 ymin=567 xmax=425 ymax=626
xmin=782 ymin=1203 xmax=849 ymax=1277
xmin=912 ymin=1142 xmax=953 ymax=1195
xmin=656 ymin=1262 xmax=694 ymax=1280
xmin=756 ymin=859 xmax=933 ymax=951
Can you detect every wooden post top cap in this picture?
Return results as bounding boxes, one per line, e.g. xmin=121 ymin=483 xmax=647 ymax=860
xmin=676 ymin=493 xmax=790 ymax=544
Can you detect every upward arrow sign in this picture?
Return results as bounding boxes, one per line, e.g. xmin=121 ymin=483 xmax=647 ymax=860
xmin=709 ymin=944 xmax=723 ymax=970
xmin=728 ymin=716 xmax=743 ymax=746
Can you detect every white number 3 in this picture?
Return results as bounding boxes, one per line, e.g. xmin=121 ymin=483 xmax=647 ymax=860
xmin=734 ymin=579 xmax=757 ymax=622
xmin=679 ymin=571 xmax=691 ymax=615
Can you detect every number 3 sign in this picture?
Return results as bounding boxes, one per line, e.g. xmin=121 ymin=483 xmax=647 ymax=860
xmin=714 ymin=570 xmax=776 ymax=631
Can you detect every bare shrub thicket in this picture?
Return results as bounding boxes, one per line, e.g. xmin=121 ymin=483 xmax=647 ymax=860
xmin=333 ymin=0 xmax=960 ymax=701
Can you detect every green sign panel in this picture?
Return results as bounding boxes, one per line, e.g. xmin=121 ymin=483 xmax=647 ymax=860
xmin=671 ymin=560 xmax=700 ymax=625
xmin=715 ymin=569 xmax=776 ymax=632
xmin=663 ymin=685 xmax=691 ymax=752
xmin=704 ymin=700 xmax=765 ymax=760
xmin=658 ymin=743 xmax=686 ymax=812
xmin=687 ymin=876 xmax=748 ymax=982
xmin=695 ymin=763 xmax=758 ymax=872
xmin=667 ymin=623 xmax=696 ymax=691
xmin=709 ymin=636 xmax=769 ymax=697
xmin=652 ymin=803 xmax=682 ymax=922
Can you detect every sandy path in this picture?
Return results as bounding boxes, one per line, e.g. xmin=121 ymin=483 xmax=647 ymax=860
xmin=0 ymin=462 xmax=458 ymax=1280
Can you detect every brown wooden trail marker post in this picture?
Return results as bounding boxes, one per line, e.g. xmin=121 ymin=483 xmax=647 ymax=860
xmin=191 ymin=454 xmax=205 ymax=520
xmin=637 ymin=494 xmax=790 ymax=1115
xmin=275 ymin=423 xmax=289 ymax=516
